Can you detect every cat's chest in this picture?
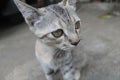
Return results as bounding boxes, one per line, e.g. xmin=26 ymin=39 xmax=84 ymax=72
xmin=53 ymin=50 xmax=67 ymax=60
xmin=53 ymin=51 xmax=73 ymax=67
xmin=36 ymin=47 xmax=72 ymax=63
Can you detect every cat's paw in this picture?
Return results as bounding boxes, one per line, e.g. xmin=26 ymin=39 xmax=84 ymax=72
xmin=74 ymin=71 xmax=81 ymax=80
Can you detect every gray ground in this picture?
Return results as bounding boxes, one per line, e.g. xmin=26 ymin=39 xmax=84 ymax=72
xmin=0 ymin=3 xmax=120 ymax=80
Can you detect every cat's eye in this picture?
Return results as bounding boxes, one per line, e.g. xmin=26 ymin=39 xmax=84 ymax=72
xmin=75 ymin=21 xmax=80 ymax=29
xmin=51 ymin=29 xmax=63 ymax=38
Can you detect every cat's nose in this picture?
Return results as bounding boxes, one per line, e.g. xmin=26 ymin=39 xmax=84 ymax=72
xmin=71 ymin=40 xmax=80 ymax=46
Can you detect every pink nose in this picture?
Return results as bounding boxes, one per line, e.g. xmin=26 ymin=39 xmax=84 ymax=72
xmin=70 ymin=40 xmax=80 ymax=46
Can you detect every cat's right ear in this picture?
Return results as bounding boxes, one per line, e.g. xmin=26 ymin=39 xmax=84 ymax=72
xmin=14 ymin=0 xmax=44 ymax=29
xmin=62 ymin=0 xmax=78 ymax=10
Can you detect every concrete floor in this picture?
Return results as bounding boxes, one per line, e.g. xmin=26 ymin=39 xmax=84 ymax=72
xmin=1 ymin=4 xmax=120 ymax=80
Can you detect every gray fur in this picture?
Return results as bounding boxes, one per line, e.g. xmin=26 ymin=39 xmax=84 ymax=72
xmin=14 ymin=0 xmax=81 ymax=80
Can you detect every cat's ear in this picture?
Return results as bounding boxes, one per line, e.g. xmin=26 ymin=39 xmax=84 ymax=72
xmin=14 ymin=0 xmax=43 ymax=27
xmin=62 ymin=0 xmax=78 ymax=10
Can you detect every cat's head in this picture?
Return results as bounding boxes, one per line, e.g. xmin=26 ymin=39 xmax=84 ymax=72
xmin=14 ymin=0 xmax=81 ymax=50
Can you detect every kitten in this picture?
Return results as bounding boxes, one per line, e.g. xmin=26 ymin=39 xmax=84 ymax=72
xmin=14 ymin=0 xmax=82 ymax=80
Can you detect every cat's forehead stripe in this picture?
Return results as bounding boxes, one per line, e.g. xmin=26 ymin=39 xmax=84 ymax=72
xmin=65 ymin=8 xmax=72 ymax=22
xmin=48 ymin=5 xmax=71 ymax=23
xmin=73 ymin=16 xmax=76 ymax=22
xmin=59 ymin=21 xmax=64 ymax=28
xmin=50 ymin=5 xmax=68 ymax=18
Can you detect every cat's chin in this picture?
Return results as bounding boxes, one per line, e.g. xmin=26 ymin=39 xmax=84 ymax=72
xmin=60 ymin=46 xmax=74 ymax=51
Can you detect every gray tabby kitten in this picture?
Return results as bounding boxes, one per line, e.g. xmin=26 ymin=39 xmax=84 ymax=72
xmin=14 ymin=0 xmax=81 ymax=80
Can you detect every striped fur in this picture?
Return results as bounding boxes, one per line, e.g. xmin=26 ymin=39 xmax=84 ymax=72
xmin=14 ymin=0 xmax=81 ymax=80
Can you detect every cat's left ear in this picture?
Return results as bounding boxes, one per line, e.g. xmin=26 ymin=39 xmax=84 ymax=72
xmin=62 ymin=0 xmax=78 ymax=10
xmin=14 ymin=0 xmax=43 ymax=27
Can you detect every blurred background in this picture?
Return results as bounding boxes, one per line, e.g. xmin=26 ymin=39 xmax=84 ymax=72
xmin=0 ymin=0 xmax=120 ymax=26
xmin=0 ymin=0 xmax=120 ymax=80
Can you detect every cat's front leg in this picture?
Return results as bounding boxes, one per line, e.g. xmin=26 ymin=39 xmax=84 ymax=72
xmin=41 ymin=63 xmax=55 ymax=80
xmin=45 ymin=69 xmax=55 ymax=80
xmin=62 ymin=65 xmax=81 ymax=80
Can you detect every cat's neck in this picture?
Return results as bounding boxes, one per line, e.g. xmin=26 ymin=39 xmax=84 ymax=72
xmin=35 ymin=39 xmax=72 ymax=62
xmin=36 ymin=39 xmax=72 ymax=53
